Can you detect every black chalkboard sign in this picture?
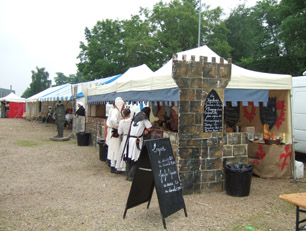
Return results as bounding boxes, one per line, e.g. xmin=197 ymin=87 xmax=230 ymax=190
xmin=204 ymin=89 xmax=223 ymax=132
xmin=260 ymin=97 xmax=276 ymax=129
xmin=123 ymin=138 xmax=187 ymax=229
xmin=224 ymin=102 xmax=240 ymax=128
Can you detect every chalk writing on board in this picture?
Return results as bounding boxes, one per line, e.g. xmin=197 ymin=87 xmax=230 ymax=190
xmin=204 ymin=89 xmax=223 ymax=132
xmin=158 ymin=156 xmax=176 ymax=168
xmin=158 ymin=168 xmax=182 ymax=193
xmin=152 ymin=143 xmax=167 ymax=156
xmin=150 ymin=141 xmax=182 ymax=194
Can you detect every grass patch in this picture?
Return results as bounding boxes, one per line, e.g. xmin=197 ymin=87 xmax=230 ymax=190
xmin=15 ymin=140 xmax=40 ymax=147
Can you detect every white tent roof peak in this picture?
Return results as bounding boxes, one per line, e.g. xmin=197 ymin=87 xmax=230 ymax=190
xmin=117 ymin=64 xmax=153 ymax=83
xmin=0 ymin=92 xmax=25 ymax=103
xmin=153 ymin=45 xmax=292 ymax=90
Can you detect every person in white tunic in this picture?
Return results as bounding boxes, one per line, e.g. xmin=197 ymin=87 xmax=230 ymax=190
xmin=106 ymin=97 xmax=125 ymax=173
xmin=124 ymin=107 xmax=152 ymax=181
xmin=116 ymin=108 xmax=132 ymax=172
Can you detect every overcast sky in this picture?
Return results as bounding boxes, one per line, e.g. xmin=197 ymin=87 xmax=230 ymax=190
xmin=0 ymin=0 xmax=257 ymax=96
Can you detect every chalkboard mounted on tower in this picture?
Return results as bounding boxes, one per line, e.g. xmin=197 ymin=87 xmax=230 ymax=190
xmin=204 ymin=89 xmax=223 ymax=132
xmin=123 ymin=138 xmax=187 ymax=229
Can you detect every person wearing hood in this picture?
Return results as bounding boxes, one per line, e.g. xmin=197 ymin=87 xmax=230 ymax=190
xmin=106 ymin=97 xmax=125 ymax=173
xmin=116 ymin=107 xmax=131 ymax=173
xmin=75 ymin=102 xmax=86 ymax=133
xmin=124 ymin=107 xmax=152 ymax=181
xmin=75 ymin=102 xmax=85 ymax=117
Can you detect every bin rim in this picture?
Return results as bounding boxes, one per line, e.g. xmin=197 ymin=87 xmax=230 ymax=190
xmin=225 ymin=163 xmax=254 ymax=173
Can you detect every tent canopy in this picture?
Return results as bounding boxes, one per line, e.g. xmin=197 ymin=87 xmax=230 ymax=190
xmin=87 ymin=45 xmax=292 ymax=104
xmin=0 ymin=92 xmax=25 ymax=103
xmin=25 ymin=74 xmax=121 ymax=103
xmin=88 ymin=65 xmax=153 ymax=104
xmin=26 ymin=85 xmax=68 ymax=102
xmin=38 ymin=84 xmax=82 ymax=101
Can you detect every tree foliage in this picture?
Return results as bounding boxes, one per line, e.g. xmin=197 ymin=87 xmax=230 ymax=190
xmin=25 ymin=0 xmax=306 ymax=90
xmin=278 ymin=0 xmax=306 ymax=56
xmin=54 ymin=72 xmax=69 ymax=86
xmin=77 ymin=0 xmax=232 ymax=80
xmin=77 ymin=20 xmax=125 ymax=80
xmin=226 ymin=0 xmax=305 ymax=75
xmin=22 ymin=67 xmax=51 ymax=98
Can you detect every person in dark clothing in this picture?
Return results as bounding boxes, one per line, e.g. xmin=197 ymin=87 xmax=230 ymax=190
xmin=75 ymin=102 xmax=85 ymax=117
xmin=75 ymin=102 xmax=86 ymax=133
xmin=124 ymin=107 xmax=152 ymax=181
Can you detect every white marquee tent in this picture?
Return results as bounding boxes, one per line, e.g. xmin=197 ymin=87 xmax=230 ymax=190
xmin=0 ymin=92 xmax=25 ymax=103
xmin=87 ymin=46 xmax=292 ymax=105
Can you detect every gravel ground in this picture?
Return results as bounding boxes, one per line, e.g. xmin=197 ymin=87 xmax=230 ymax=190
xmin=1 ymin=118 xmax=306 ymax=231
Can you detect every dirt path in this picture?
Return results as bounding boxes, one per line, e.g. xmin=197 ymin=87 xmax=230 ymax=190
xmin=0 ymin=119 xmax=305 ymax=231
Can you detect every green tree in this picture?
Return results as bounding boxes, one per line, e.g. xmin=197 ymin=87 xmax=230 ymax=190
xmin=203 ymin=6 xmax=232 ymax=58
xmin=225 ymin=5 xmax=266 ymax=62
xmin=121 ymin=15 xmax=160 ymax=70
xmin=23 ymin=67 xmax=51 ymax=98
xmin=54 ymin=72 xmax=69 ymax=86
xmin=148 ymin=0 xmax=199 ymax=63
xmin=77 ymin=19 xmax=125 ymax=80
xmin=77 ymin=0 xmax=231 ymax=78
xmin=21 ymin=87 xmax=32 ymax=98
xmin=67 ymin=72 xmax=85 ymax=84
xmin=251 ymin=0 xmax=282 ymax=57
xmin=278 ymin=0 xmax=306 ymax=56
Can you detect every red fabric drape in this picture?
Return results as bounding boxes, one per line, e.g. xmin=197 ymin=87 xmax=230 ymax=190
xmin=6 ymin=102 xmax=25 ymax=118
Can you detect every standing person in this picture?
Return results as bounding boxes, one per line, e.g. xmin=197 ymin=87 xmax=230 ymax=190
xmin=1 ymin=101 xmax=6 ymax=118
xmin=75 ymin=102 xmax=86 ymax=133
xmin=106 ymin=97 xmax=125 ymax=173
xmin=166 ymin=106 xmax=179 ymax=131
xmin=54 ymin=101 xmax=65 ymax=138
xmin=116 ymin=107 xmax=131 ymax=173
xmin=124 ymin=107 xmax=152 ymax=181
xmin=45 ymin=106 xmax=53 ymax=124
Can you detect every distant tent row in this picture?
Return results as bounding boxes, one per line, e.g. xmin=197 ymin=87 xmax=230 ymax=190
xmin=0 ymin=92 xmax=26 ymax=118
xmin=13 ymin=45 xmax=290 ymax=121
xmin=25 ymin=74 xmax=122 ymax=119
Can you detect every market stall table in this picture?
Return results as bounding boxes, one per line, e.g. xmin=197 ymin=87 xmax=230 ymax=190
xmin=280 ymin=193 xmax=306 ymax=231
xmin=248 ymin=141 xmax=293 ymax=178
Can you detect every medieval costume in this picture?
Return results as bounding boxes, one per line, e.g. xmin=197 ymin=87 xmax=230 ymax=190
xmin=116 ymin=108 xmax=131 ymax=172
xmin=124 ymin=107 xmax=152 ymax=180
xmin=75 ymin=102 xmax=86 ymax=133
xmin=106 ymin=97 xmax=125 ymax=172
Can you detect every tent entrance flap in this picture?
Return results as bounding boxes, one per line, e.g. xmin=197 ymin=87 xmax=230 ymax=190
xmin=224 ymin=89 xmax=269 ymax=106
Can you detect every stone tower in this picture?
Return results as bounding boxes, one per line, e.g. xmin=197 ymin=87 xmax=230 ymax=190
xmin=172 ymin=55 xmax=232 ymax=194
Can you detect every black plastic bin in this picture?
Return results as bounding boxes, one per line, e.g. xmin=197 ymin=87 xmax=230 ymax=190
xmin=97 ymin=140 xmax=108 ymax=161
xmin=225 ymin=164 xmax=254 ymax=197
xmin=77 ymin=132 xmax=90 ymax=146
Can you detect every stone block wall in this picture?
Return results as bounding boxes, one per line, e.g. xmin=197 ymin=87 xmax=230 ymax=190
xmin=223 ymin=132 xmax=249 ymax=165
xmin=172 ymin=55 xmax=232 ymax=194
xmin=85 ymin=117 xmax=107 ymax=148
xmin=163 ymin=131 xmax=178 ymax=158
